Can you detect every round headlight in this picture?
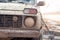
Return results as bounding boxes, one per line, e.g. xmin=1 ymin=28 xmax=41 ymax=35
xmin=13 ymin=16 xmax=18 ymax=22
xmin=24 ymin=17 xmax=35 ymax=28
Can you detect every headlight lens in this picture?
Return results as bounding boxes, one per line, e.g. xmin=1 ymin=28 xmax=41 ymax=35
xmin=24 ymin=17 xmax=35 ymax=28
xmin=24 ymin=8 xmax=37 ymax=14
xmin=13 ymin=16 xmax=18 ymax=22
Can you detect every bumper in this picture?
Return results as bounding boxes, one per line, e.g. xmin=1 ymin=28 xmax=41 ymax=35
xmin=0 ymin=29 xmax=40 ymax=38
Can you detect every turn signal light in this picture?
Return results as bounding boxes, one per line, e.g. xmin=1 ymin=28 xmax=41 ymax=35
xmin=24 ymin=8 xmax=37 ymax=14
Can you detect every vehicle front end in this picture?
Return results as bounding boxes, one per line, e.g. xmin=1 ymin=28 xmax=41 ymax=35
xmin=0 ymin=0 xmax=44 ymax=40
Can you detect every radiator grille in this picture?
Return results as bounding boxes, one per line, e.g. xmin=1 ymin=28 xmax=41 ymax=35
xmin=0 ymin=15 xmax=22 ymax=28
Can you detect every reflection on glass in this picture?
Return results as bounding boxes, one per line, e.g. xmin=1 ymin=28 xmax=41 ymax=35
xmin=0 ymin=0 xmax=36 ymax=5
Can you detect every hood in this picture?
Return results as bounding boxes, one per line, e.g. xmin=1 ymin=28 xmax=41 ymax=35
xmin=0 ymin=3 xmax=35 ymax=11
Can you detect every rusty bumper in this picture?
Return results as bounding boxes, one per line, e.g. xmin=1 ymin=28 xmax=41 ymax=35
xmin=0 ymin=29 xmax=40 ymax=38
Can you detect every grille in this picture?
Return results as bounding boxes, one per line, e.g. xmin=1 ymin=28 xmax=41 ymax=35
xmin=0 ymin=15 xmax=22 ymax=28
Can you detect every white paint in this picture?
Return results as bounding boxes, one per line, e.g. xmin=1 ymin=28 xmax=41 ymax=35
xmin=0 ymin=29 xmax=38 ymax=33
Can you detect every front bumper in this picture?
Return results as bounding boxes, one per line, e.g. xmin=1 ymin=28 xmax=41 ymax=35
xmin=0 ymin=29 xmax=40 ymax=38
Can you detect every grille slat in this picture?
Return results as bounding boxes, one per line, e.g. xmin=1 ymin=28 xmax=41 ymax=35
xmin=0 ymin=15 xmax=4 ymax=27
xmin=4 ymin=15 xmax=13 ymax=27
xmin=0 ymin=15 xmax=22 ymax=28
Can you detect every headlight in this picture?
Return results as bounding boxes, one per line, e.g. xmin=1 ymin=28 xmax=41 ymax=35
xmin=24 ymin=16 xmax=36 ymax=28
xmin=13 ymin=16 xmax=18 ymax=22
xmin=23 ymin=8 xmax=37 ymax=14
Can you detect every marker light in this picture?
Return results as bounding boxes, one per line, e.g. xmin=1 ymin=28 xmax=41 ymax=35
xmin=24 ymin=8 xmax=37 ymax=14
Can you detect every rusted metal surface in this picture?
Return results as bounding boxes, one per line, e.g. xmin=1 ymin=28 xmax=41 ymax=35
xmin=0 ymin=38 xmax=11 ymax=40
xmin=0 ymin=32 xmax=8 ymax=38
xmin=8 ymin=30 xmax=40 ymax=38
xmin=0 ymin=29 xmax=40 ymax=38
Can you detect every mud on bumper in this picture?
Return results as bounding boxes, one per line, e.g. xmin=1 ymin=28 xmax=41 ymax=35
xmin=0 ymin=29 xmax=40 ymax=38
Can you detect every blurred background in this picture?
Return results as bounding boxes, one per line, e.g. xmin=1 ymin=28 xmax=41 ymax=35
xmin=38 ymin=0 xmax=60 ymax=32
xmin=38 ymin=0 xmax=60 ymax=21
